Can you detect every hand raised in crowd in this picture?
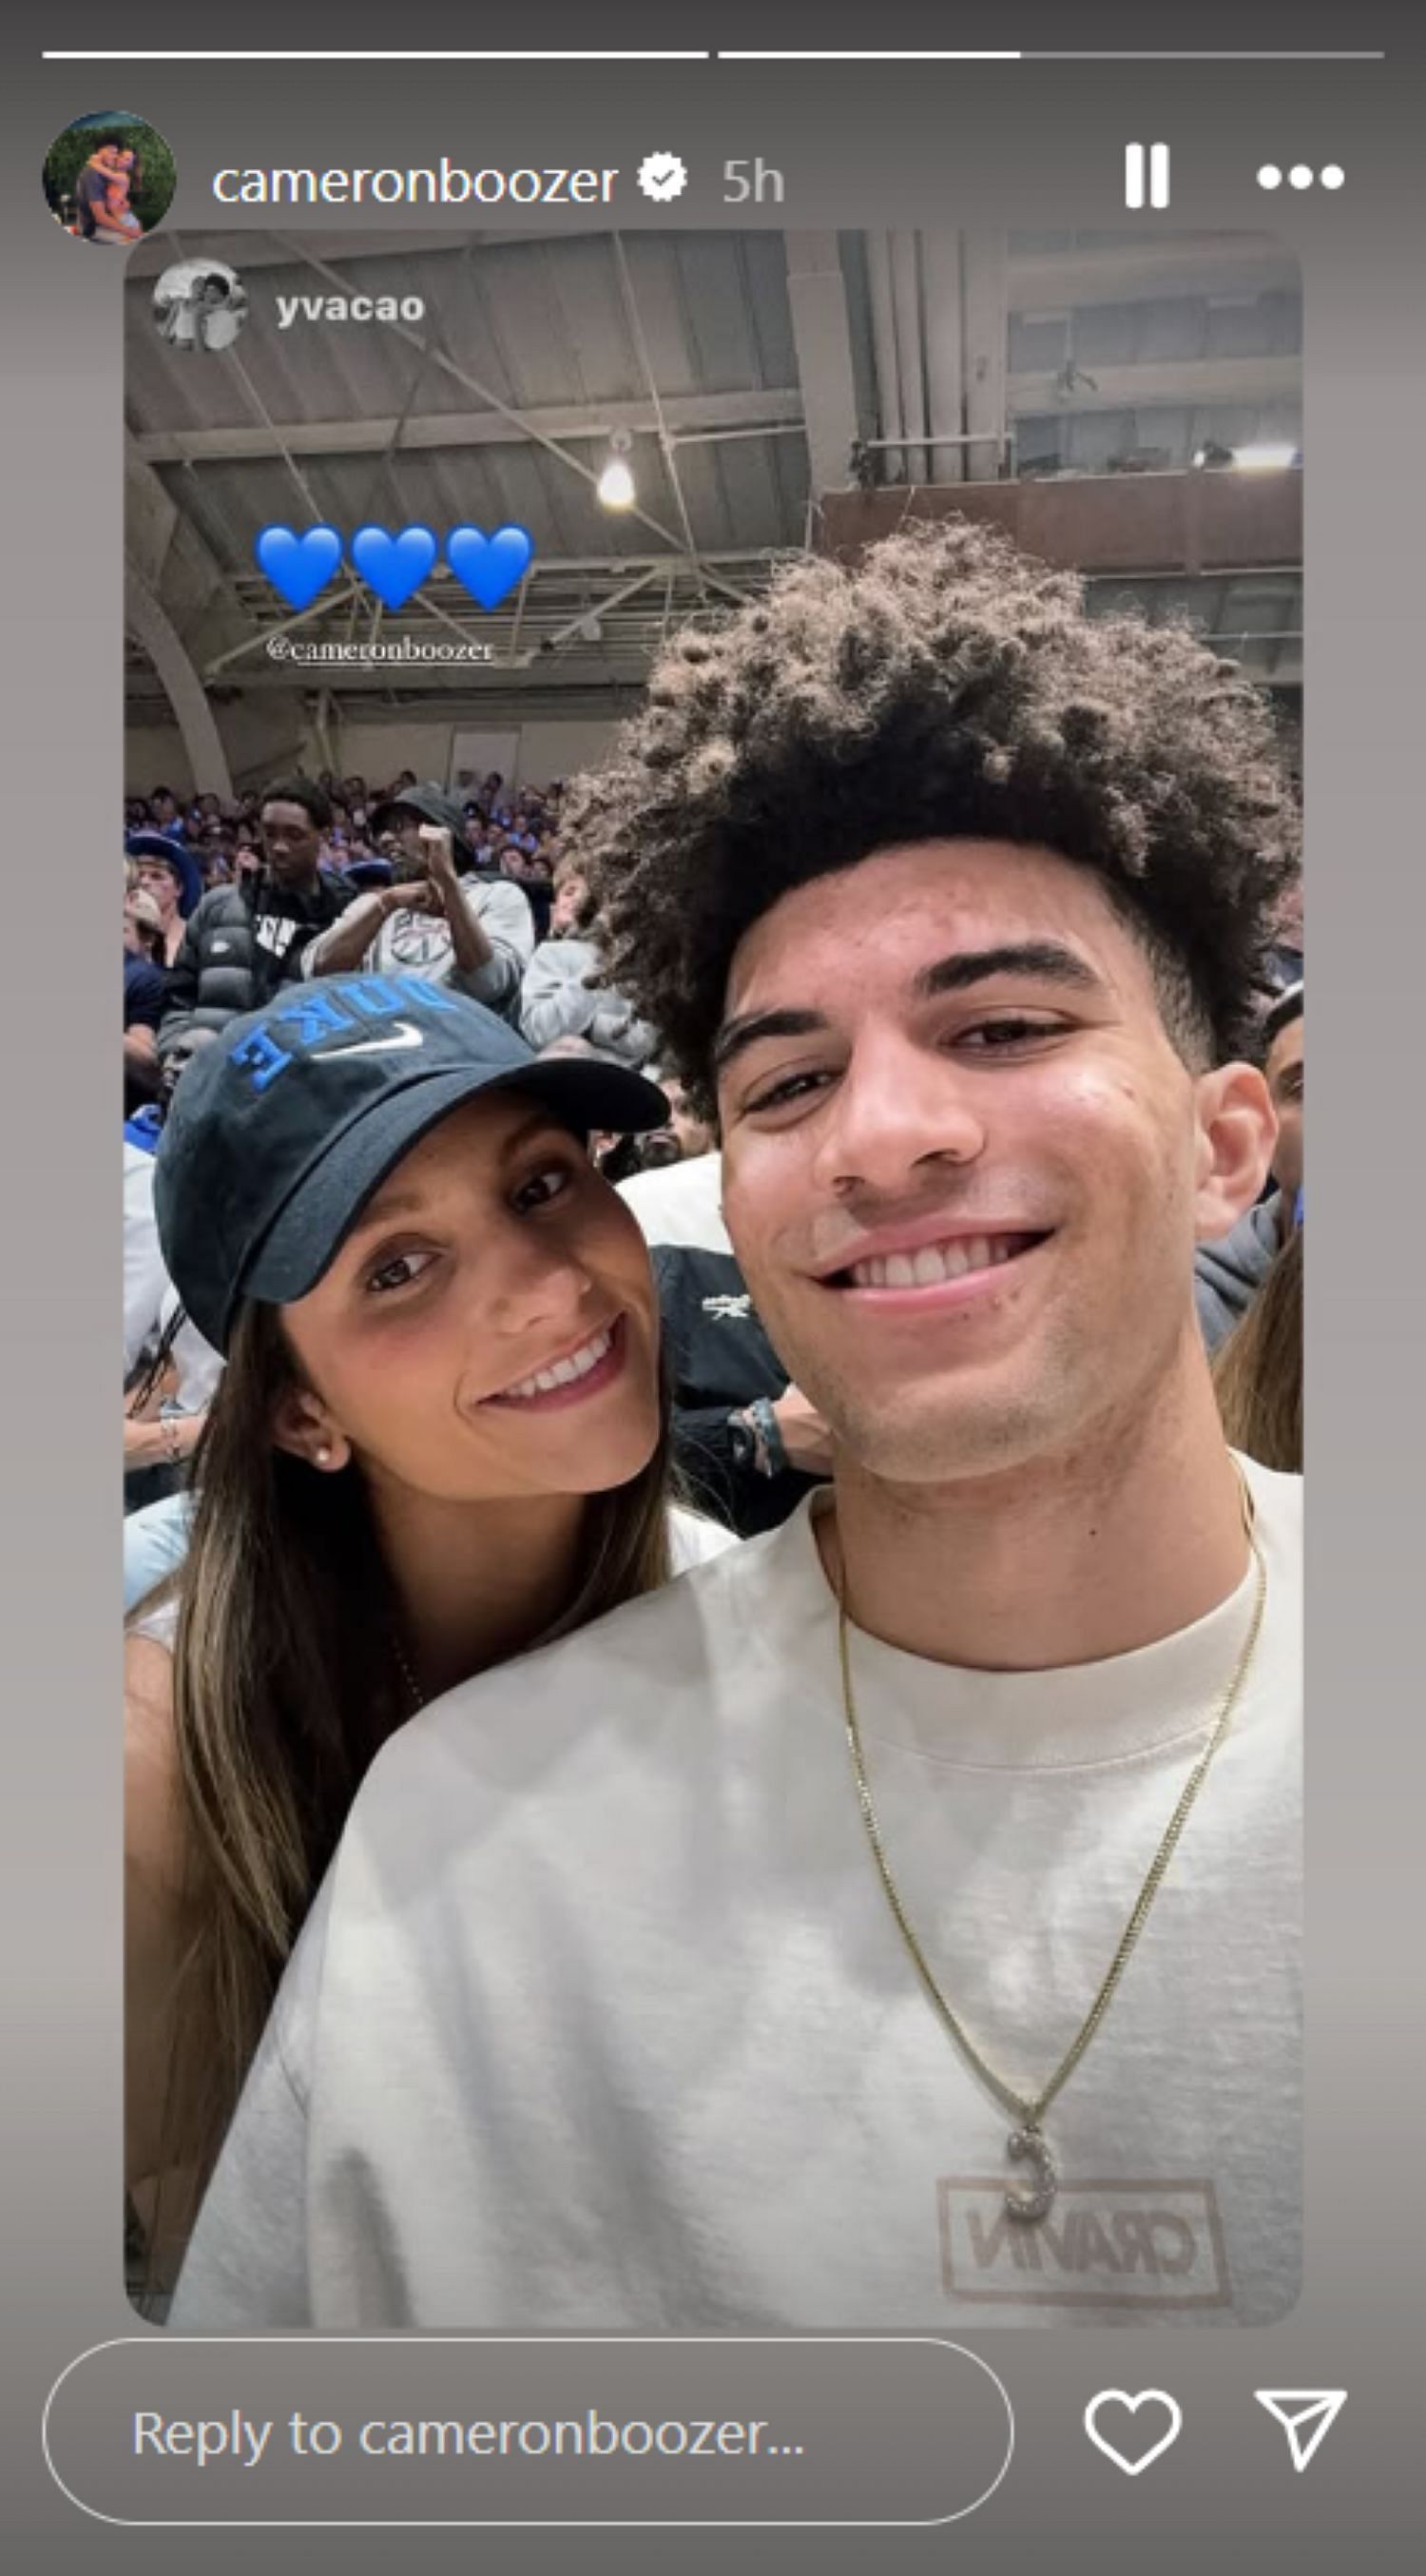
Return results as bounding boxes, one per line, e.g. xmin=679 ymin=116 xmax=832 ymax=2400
xmin=417 ymin=823 xmax=461 ymax=889
xmin=384 ymin=878 xmax=444 ymax=918
xmin=770 ymin=1385 xmax=836 ymax=1476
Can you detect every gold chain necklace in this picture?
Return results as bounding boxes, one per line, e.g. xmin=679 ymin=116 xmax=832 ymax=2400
xmin=835 ymin=1465 xmax=1267 ymax=2222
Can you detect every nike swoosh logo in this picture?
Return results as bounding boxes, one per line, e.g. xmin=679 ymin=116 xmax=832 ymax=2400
xmin=319 ymin=1021 xmax=426 ymax=1058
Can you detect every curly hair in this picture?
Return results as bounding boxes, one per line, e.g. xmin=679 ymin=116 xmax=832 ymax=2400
xmin=571 ymin=519 xmax=1301 ymax=1116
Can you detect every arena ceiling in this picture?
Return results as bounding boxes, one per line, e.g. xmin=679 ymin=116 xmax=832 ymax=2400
xmin=125 ymin=225 xmax=1302 ymax=741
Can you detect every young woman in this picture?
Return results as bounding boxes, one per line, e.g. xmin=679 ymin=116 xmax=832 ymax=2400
xmin=125 ymin=976 xmax=730 ymax=2285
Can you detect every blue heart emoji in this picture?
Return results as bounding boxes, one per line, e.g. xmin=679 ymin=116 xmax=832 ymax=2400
xmin=350 ymin=523 xmax=438 ymax=612
xmin=253 ymin=524 xmax=343 ymax=611
xmin=446 ymin=523 xmax=535 ymax=612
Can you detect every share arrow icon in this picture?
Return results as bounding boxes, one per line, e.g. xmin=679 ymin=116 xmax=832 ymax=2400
xmin=1255 ymin=2390 xmax=1347 ymax=2472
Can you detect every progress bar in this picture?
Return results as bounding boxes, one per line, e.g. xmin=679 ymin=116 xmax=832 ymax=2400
xmin=41 ymin=48 xmax=1388 ymax=62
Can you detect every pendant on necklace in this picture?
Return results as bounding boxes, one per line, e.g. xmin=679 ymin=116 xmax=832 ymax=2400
xmin=1005 ymin=2124 xmax=1057 ymax=2221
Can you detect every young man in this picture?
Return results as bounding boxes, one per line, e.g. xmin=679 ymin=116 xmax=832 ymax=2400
xmin=160 ymin=778 xmax=353 ymax=1045
xmin=126 ymin=829 xmax=202 ymax=969
xmin=303 ymin=784 xmax=533 ymax=1021
xmin=1196 ymin=981 xmax=1304 ymax=1349
xmin=172 ymin=522 xmax=1301 ymax=2332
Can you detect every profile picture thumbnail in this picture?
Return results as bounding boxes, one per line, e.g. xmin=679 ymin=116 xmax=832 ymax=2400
xmin=42 ymin=108 xmax=176 ymax=246
xmin=153 ymin=260 xmax=248 ymax=355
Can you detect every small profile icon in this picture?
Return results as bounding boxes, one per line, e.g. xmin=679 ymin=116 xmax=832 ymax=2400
xmin=153 ymin=260 xmax=248 ymax=354
xmin=42 ymin=108 xmax=176 ymax=246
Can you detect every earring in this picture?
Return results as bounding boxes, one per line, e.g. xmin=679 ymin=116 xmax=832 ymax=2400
xmin=315 ymin=1444 xmax=333 ymax=1468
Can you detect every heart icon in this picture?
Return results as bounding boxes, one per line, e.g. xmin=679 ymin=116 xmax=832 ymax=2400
xmin=1084 ymin=2390 xmax=1183 ymax=2478
xmin=350 ymin=524 xmax=438 ymax=611
xmin=446 ymin=523 xmax=535 ymax=612
xmin=253 ymin=524 xmax=343 ymax=611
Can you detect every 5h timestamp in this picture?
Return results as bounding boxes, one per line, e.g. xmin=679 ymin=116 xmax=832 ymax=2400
xmin=723 ymin=158 xmax=785 ymax=203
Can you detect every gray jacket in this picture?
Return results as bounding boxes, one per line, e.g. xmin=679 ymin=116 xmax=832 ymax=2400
xmin=519 ymin=939 xmax=653 ymax=1065
xmin=1194 ymin=1194 xmax=1283 ymax=1351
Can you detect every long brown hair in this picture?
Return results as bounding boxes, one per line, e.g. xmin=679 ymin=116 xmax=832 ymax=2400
xmin=1212 ymin=1226 xmax=1303 ymax=1474
xmin=135 ymin=1295 xmax=673 ymax=2231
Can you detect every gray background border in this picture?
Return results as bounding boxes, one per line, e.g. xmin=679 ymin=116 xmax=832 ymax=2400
xmin=4 ymin=0 xmax=1421 ymax=2562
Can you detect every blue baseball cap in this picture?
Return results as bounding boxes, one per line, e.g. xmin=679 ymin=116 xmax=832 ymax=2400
xmin=154 ymin=975 xmax=669 ymax=1352
xmin=126 ymin=829 xmax=203 ymax=918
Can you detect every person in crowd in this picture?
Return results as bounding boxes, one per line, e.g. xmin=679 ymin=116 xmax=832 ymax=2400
xmin=170 ymin=519 xmax=1302 ymax=2334
xmin=302 ymin=784 xmax=533 ymax=1020
xmin=148 ymin=788 xmax=185 ymax=838
xmin=504 ymin=842 xmax=554 ymax=941
xmin=125 ymin=887 xmax=166 ymax=969
xmin=124 ymin=890 xmax=168 ymax=1113
xmin=73 ymin=136 xmax=136 ymax=243
xmin=1213 ymin=1225 xmax=1303 ymax=1476
xmin=126 ymin=978 xmax=730 ymax=2291
xmin=1260 ymin=879 xmax=1303 ymax=999
xmin=124 ymin=1032 xmax=223 ymax=1521
xmin=626 ymin=1068 xmax=717 ymax=1172
xmin=197 ymin=836 xmax=236 ymax=890
xmin=127 ymin=830 xmax=202 ymax=970
xmin=160 ymin=777 xmax=354 ymax=1046
xmin=519 ymin=859 xmax=652 ymax=1063
xmin=655 ymin=1235 xmax=834 ymax=1537
xmin=1196 ymin=981 xmax=1303 ymax=1351
xmin=123 ymin=1047 xmax=227 ymax=1587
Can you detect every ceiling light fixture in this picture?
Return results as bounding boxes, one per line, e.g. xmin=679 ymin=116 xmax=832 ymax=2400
xmin=597 ymin=430 xmax=636 ymax=511
xmin=1230 ymin=442 xmax=1301 ymax=472
xmin=1194 ymin=440 xmax=1301 ymax=473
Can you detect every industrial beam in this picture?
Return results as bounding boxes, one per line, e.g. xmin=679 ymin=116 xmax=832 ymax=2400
xmin=963 ymin=232 xmax=1010 ymax=473
xmin=1008 ymin=234 xmax=1299 ymax=314
xmin=133 ymin=387 xmax=805 ymax=468
xmin=784 ymin=232 xmax=860 ymax=499
xmin=125 ymin=567 xmax=234 ymax=796
xmin=1008 ymin=354 xmax=1301 ymax=416
xmin=195 ymin=655 xmax=662 ymax=696
xmin=816 ymin=471 xmax=1302 ymax=575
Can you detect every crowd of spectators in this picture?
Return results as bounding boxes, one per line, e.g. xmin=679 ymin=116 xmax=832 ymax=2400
xmin=124 ymin=765 xmax=563 ymax=900
xmin=123 ymin=767 xmax=586 ymax=1088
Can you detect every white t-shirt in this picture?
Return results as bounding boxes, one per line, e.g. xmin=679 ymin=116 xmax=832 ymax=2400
xmin=618 ymin=1150 xmax=732 ymax=1255
xmin=171 ymin=1457 xmax=1301 ymax=2333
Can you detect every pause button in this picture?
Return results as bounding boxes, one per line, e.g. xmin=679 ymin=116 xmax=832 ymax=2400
xmin=1125 ymin=142 xmax=1171 ymax=208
